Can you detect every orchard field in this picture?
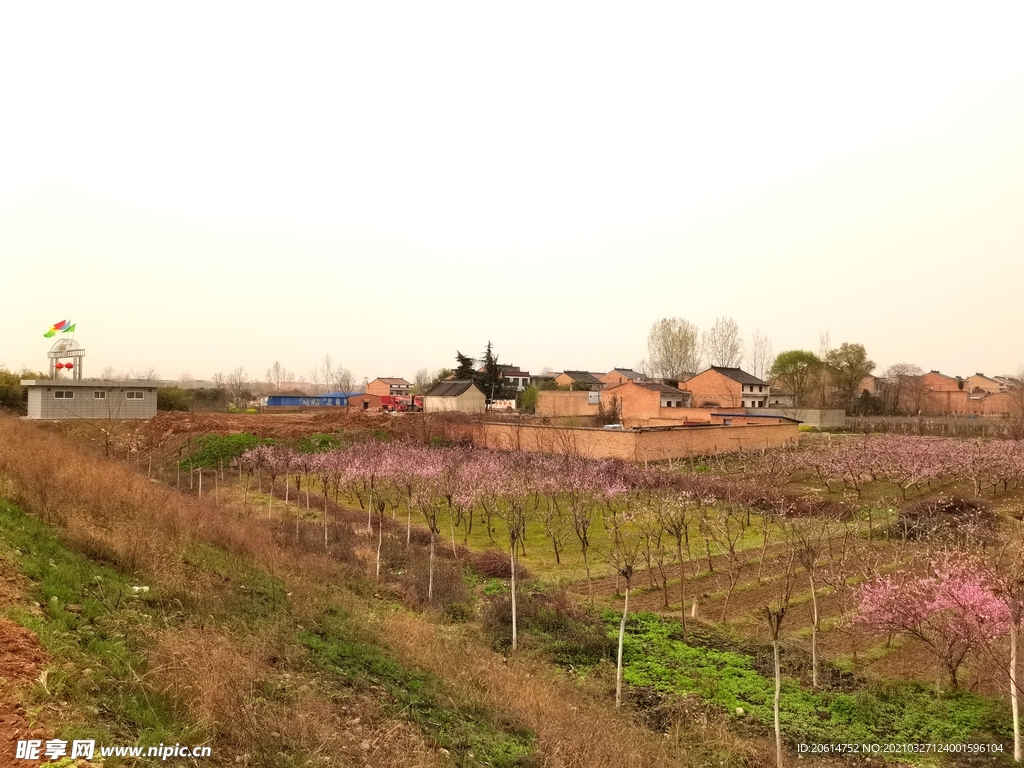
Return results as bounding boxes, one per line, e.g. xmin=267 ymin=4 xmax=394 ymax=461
xmin=1 ymin=410 xmax=1022 ymax=766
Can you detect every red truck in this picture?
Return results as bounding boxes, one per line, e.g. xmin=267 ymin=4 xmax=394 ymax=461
xmin=380 ymin=395 xmax=424 ymax=412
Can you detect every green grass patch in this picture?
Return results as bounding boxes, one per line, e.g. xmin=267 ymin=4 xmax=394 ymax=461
xmin=605 ymin=611 xmax=1011 ymax=762
xmin=293 ymin=431 xmax=353 ymax=454
xmin=179 ymin=432 xmax=274 ymax=470
xmin=178 ymin=541 xmax=288 ymax=620
xmin=0 ymin=499 xmax=202 ymax=749
xmin=301 ymin=608 xmax=537 ymax=767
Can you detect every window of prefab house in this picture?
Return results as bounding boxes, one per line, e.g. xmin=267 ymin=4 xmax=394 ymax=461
xmin=126 ymin=391 xmax=144 ymax=399
xmin=94 ymin=391 xmax=106 ymax=399
xmin=54 ymin=390 xmax=74 ymax=399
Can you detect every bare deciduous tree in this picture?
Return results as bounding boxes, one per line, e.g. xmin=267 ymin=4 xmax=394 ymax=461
xmin=644 ymin=317 xmax=703 ymax=381
xmin=265 ymin=361 xmax=294 ymax=391
xmin=747 ymin=328 xmax=774 ymax=382
xmin=226 ymin=367 xmax=249 ymax=407
xmin=704 ymin=316 xmax=743 ymax=368
xmin=882 ymin=363 xmax=924 ymax=415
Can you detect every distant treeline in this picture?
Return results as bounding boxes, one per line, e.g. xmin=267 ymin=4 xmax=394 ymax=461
xmin=157 ymin=386 xmax=230 ymax=413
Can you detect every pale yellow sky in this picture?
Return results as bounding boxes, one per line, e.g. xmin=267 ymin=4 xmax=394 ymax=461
xmin=2 ymin=3 xmax=1022 ymax=384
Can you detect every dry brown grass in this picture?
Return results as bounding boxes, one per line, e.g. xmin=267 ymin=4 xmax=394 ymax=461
xmin=0 ymin=414 xmax=770 ymax=767
xmin=148 ymin=623 xmax=444 ymax=767
xmin=367 ymin=611 xmax=684 ymax=768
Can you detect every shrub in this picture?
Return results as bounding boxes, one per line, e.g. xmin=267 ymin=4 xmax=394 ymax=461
xmin=481 ymin=588 xmax=609 ymax=665
xmin=891 ymin=495 xmax=995 ymax=545
xmin=471 ymin=549 xmax=532 ymax=580
xmin=156 ymin=386 xmax=192 ymax=412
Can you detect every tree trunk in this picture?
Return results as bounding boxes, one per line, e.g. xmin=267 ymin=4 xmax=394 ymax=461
xmin=809 ymin=572 xmax=819 ymax=690
xmin=677 ymin=539 xmax=687 ymax=640
xmin=773 ymin=635 xmax=784 ymax=767
xmin=510 ymin=542 xmax=518 ymax=651
xmin=1011 ymin=620 xmax=1020 ymax=762
xmin=428 ymin=532 xmax=435 ymax=603
xmin=323 ymin=492 xmax=329 ymax=552
xmin=616 ymin=580 xmax=630 ymax=709
xmin=449 ymin=510 xmax=458 ymax=557
xmin=376 ymin=514 xmax=383 ymax=579
xmin=583 ymin=546 xmax=593 ymax=606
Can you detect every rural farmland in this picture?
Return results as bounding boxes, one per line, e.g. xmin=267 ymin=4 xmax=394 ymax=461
xmin=1 ymin=410 xmax=1022 ymax=766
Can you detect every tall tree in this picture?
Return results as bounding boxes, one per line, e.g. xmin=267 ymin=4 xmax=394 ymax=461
xmin=454 ymin=351 xmax=476 ymax=381
xmin=768 ymin=351 xmax=821 ymax=407
xmin=825 ymin=343 xmax=875 ymax=413
xmin=747 ymin=328 xmax=774 ymax=382
xmin=225 ymin=367 xmax=249 ymax=408
xmin=478 ymin=341 xmax=505 ymax=401
xmin=882 ymin=363 xmax=923 ymax=415
xmin=765 ymin=545 xmax=797 ymax=768
xmin=645 ymin=318 xmax=703 ymax=381
xmin=704 ymin=317 xmax=743 ymax=367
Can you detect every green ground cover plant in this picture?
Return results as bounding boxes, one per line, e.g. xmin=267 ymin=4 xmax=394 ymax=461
xmin=0 ymin=499 xmax=202 ymax=749
xmin=603 ymin=611 xmax=1012 ymax=761
xmin=179 ymin=432 xmax=274 ymax=470
xmin=301 ymin=607 xmax=538 ymax=767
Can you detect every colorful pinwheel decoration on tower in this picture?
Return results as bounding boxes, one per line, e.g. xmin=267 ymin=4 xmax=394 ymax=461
xmin=44 ymin=320 xmax=76 ymax=338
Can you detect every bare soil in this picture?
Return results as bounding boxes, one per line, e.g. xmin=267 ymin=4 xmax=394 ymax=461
xmin=0 ymin=558 xmax=49 ymax=768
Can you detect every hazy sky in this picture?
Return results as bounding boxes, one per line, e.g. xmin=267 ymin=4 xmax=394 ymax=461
xmin=2 ymin=3 xmax=1023 ymax=385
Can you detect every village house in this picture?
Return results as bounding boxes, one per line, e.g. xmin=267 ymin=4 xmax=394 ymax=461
xmin=21 ymin=379 xmax=157 ymax=420
xmin=684 ymin=367 xmax=770 ymax=409
xmin=423 ymin=380 xmax=487 ymax=414
xmin=553 ymin=371 xmax=603 ymax=390
xmin=602 ymin=380 xmax=698 ymax=425
xmin=365 ymin=377 xmax=411 ymax=397
xmin=476 ymin=364 xmax=531 ymax=392
xmin=599 ymin=368 xmax=644 ymax=388
xmin=919 ymin=370 xmax=968 ymax=415
xmin=966 ymin=373 xmax=1002 ymax=395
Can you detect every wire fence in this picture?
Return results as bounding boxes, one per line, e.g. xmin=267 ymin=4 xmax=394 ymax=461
xmin=845 ymin=415 xmax=1024 ymax=438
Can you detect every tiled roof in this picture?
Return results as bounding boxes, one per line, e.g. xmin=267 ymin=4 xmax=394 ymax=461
xmin=608 ymin=368 xmax=642 ymax=379
xmin=635 ymin=382 xmax=688 ymax=396
xmin=707 ymin=367 xmax=768 ymax=386
xmin=425 ymin=380 xmax=478 ymax=398
xmin=561 ymin=371 xmax=602 ymax=385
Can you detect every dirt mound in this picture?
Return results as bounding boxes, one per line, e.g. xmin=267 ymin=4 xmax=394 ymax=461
xmin=0 ymin=619 xmax=49 ymax=768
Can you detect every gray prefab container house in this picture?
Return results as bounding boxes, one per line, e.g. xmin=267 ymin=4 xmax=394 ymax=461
xmin=21 ymin=379 xmax=158 ymax=420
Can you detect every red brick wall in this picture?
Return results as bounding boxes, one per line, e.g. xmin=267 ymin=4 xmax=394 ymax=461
xmin=604 ymin=382 xmax=660 ymax=421
xmin=444 ymin=421 xmax=799 ymax=462
xmin=348 ymin=394 xmax=383 ymax=411
xmin=536 ymin=391 xmax=600 ymax=417
xmin=684 ymin=370 xmax=742 ymax=409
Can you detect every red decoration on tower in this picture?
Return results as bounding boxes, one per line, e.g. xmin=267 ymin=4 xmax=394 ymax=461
xmin=55 ymin=362 xmax=65 ymax=369
xmin=65 ymin=363 xmax=74 ymax=370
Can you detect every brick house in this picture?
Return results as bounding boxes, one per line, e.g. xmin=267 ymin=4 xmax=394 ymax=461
xmin=685 ymin=367 xmax=770 ymax=409
xmin=347 ymin=393 xmax=384 ymax=411
xmin=919 ymin=370 xmax=968 ymax=414
xmin=553 ymin=371 xmax=603 ymax=390
xmin=366 ymin=377 xmax=411 ymax=397
xmin=603 ymin=381 xmax=692 ymax=422
xmin=423 ymin=380 xmax=486 ymax=413
xmin=599 ymin=368 xmax=643 ymax=388
xmin=966 ymin=373 xmax=1002 ymax=395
